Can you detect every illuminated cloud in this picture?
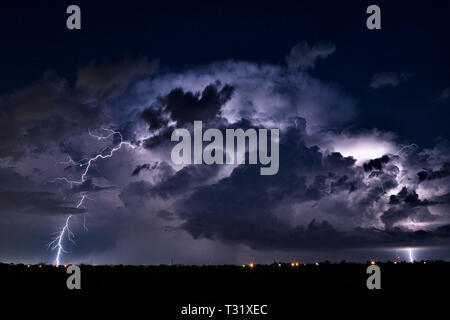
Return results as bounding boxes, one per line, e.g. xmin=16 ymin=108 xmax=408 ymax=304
xmin=0 ymin=39 xmax=449 ymax=264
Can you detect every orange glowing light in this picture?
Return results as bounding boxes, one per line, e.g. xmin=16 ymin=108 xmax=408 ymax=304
xmin=249 ymin=263 xmax=254 ymax=268
xmin=370 ymin=261 xmax=376 ymax=265
xmin=295 ymin=262 xmax=299 ymax=267
xmin=290 ymin=262 xmax=295 ymax=267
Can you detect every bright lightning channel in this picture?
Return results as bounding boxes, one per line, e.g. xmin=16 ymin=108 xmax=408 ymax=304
xmin=408 ymin=248 xmax=415 ymax=263
xmin=48 ymin=128 xmax=134 ymax=266
xmin=47 ymin=194 xmax=87 ymax=267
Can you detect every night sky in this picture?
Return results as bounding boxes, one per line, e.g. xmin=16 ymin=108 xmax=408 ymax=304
xmin=1 ymin=0 xmax=450 ymax=265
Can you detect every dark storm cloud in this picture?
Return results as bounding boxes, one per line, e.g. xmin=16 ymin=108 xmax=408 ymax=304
xmin=0 ymin=75 xmax=102 ymax=159
xmin=174 ymin=121 xmax=365 ymax=249
xmin=140 ymin=108 xmax=168 ymax=131
xmin=150 ymin=164 xmax=221 ymax=199
xmin=432 ymin=192 xmax=450 ymax=205
xmin=156 ymin=210 xmax=176 ymax=221
xmin=0 ymin=58 xmax=158 ymax=160
xmin=323 ymin=152 xmax=357 ymax=170
xmin=388 ymin=187 xmax=433 ymax=207
xmin=3 ymin=36 xmax=450 ymax=264
xmin=139 ymin=82 xmax=235 ymax=150
xmin=381 ymin=208 xmax=436 ymax=231
xmin=156 ymin=82 xmax=234 ymax=126
xmin=0 ymin=167 xmax=86 ymax=216
xmin=132 ymin=116 xmax=448 ymax=250
xmin=370 ymin=72 xmax=411 ymax=89
xmin=285 ymin=41 xmax=336 ymax=71
xmin=121 ymin=163 xmax=221 ymax=204
xmin=0 ymin=167 xmax=32 ymax=190
xmin=68 ymin=179 xmax=116 ymax=194
xmin=363 ymin=155 xmax=390 ymax=172
xmin=141 ymin=127 xmax=174 ymax=149
xmin=0 ymin=187 xmax=85 ymax=216
xmin=131 ymin=163 xmax=154 ymax=176
xmin=178 ymin=159 xmax=450 ymax=249
xmin=418 ymin=162 xmax=450 ymax=182
xmin=118 ymin=180 xmax=153 ymax=209
xmin=380 ymin=186 xmax=438 ymax=230
xmin=136 ymin=57 xmax=357 ymax=135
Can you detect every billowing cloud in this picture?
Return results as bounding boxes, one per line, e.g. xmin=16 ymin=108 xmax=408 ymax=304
xmin=131 ymin=59 xmax=356 ymax=136
xmin=157 ymin=82 xmax=234 ymax=126
xmin=0 ymin=58 xmax=158 ymax=160
xmin=1 ymin=43 xmax=450 ymax=265
xmin=164 ymin=120 xmax=450 ymax=250
xmin=363 ymin=155 xmax=390 ymax=172
xmin=370 ymin=72 xmax=411 ymax=89
xmin=0 ymin=76 xmax=101 ymax=159
xmin=418 ymin=162 xmax=450 ymax=182
xmin=286 ymin=41 xmax=336 ymax=71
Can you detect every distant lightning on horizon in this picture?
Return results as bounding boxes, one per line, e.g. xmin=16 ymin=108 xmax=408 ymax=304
xmin=48 ymin=128 xmax=135 ymax=266
xmin=408 ymin=248 xmax=415 ymax=263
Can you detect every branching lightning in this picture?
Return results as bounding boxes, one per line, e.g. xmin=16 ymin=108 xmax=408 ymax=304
xmin=48 ymin=128 xmax=134 ymax=266
xmin=50 ymin=129 xmax=134 ymax=186
xmin=47 ymin=194 xmax=86 ymax=266
xmin=394 ymin=144 xmax=418 ymax=156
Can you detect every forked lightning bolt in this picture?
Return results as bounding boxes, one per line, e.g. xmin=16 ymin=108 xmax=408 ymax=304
xmin=48 ymin=128 xmax=134 ymax=266
xmin=47 ymin=194 xmax=87 ymax=266
xmin=51 ymin=129 xmax=134 ymax=186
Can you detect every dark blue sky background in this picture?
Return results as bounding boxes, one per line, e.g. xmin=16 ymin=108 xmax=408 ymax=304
xmin=1 ymin=0 xmax=449 ymax=146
